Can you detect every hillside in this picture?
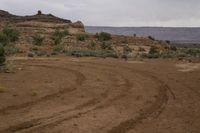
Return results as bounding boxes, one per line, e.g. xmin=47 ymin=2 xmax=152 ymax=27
xmin=0 ymin=10 xmax=199 ymax=60
xmin=0 ymin=10 xmax=165 ymax=58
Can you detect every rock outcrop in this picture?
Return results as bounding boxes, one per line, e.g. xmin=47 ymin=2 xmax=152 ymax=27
xmin=0 ymin=10 xmax=85 ymax=34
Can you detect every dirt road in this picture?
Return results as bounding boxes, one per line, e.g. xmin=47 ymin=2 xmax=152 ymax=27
xmin=0 ymin=57 xmax=200 ymax=133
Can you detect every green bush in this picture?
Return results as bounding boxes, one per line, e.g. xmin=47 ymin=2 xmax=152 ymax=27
xmin=160 ymin=48 xmax=200 ymax=58
xmin=140 ymin=53 xmax=160 ymax=58
xmin=169 ymin=46 xmax=177 ymax=51
xmin=100 ymin=42 xmax=113 ymax=50
xmin=31 ymin=34 xmax=44 ymax=46
xmin=140 ymin=47 xmax=161 ymax=58
xmin=0 ymin=32 xmax=8 ymax=46
xmin=76 ymin=34 xmax=88 ymax=41
xmin=0 ymin=45 xmax=6 ymax=65
xmin=4 ymin=45 xmax=19 ymax=55
xmin=147 ymin=53 xmax=160 ymax=58
xmin=87 ymin=40 xmax=96 ymax=49
xmin=160 ymin=50 xmax=176 ymax=58
xmin=65 ymin=47 xmax=118 ymax=58
xmin=29 ymin=47 xmax=47 ymax=57
xmin=149 ymin=47 xmax=159 ymax=54
xmin=96 ymin=32 xmax=111 ymax=41
xmin=51 ymin=29 xmax=69 ymax=45
xmin=123 ymin=45 xmax=132 ymax=53
xmin=2 ymin=27 xmax=19 ymax=42
xmin=52 ymin=29 xmax=69 ymax=38
xmin=0 ymin=26 xmax=19 ymax=46
xmin=122 ymin=45 xmax=132 ymax=59
xmin=176 ymin=52 xmax=187 ymax=58
xmin=53 ymin=44 xmax=64 ymax=53
xmin=184 ymin=48 xmax=200 ymax=57
xmin=0 ymin=26 xmax=19 ymax=56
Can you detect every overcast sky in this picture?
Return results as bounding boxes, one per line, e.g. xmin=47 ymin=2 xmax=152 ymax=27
xmin=0 ymin=0 xmax=200 ymax=27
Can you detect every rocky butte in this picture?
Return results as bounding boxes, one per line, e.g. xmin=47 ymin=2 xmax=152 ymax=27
xmin=0 ymin=10 xmax=85 ymax=34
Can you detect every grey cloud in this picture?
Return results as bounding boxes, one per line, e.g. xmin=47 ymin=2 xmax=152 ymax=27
xmin=0 ymin=0 xmax=199 ymax=27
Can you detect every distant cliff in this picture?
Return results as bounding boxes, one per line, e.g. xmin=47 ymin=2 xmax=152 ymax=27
xmin=86 ymin=26 xmax=200 ymax=44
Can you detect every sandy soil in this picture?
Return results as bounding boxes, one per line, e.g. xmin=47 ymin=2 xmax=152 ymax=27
xmin=0 ymin=57 xmax=200 ymax=133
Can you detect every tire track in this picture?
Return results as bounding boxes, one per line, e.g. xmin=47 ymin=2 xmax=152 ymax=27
xmin=0 ymin=60 xmax=172 ymax=133
xmin=28 ymin=61 xmax=169 ymax=133
xmin=0 ymin=64 xmax=86 ymax=115
xmin=106 ymin=72 xmax=169 ymax=133
xmin=72 ymin=61 xmax=172 ymax=133
xmin=18 ymin=63 xmax=163 ymax=133
xmin=0 ymin=62 xmax=133 ymax=133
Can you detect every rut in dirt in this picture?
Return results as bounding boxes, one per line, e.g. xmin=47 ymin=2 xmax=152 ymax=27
xmin=0 ymin=64 xmax=86 ymax=115
xmin=0 ymin=62 xmax=134 ymax=133
xmin=0 ymin=60 xmax=181 ymax=133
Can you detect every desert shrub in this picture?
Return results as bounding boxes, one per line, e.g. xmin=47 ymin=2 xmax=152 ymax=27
xmin=95 ymin=33 xmax=99 ymax=38
xmin=52 ymin=36 xmax=62 ymax=45
xmin=0 ymin=26 xmax=19 ymax=46
xmin=96 ymin=32 xmax=111 ymax=41
xmin=53 ymin=44 xmax=64 ymax=53
xmin=121 ymin=39 xmax=128 ymax=44
xmin=0 ymin=45 xmax=6 ymax=65
xmin=122 ymin=45 xmax=132 ymax=59
xmin=140 ymin=46 xmax=160 ymax=58
xmin=138 ymin=47 xmax=146 ymax=52
xmin=53 ymin=29 xmax=69 ymax=38
xmin=36 ymin=51 xmax=47 ymax=56
xmin=123 ymin=45 xmax=132 ymax=53
xmin=63 ymin=30 xmax=69 ymax=36
xmin=65 ymin=47 xmax=118 ymax=58
xmin=184 ymin=48 xmax=200 ymax=57
xmin=2 ymin=26 xmax=19 ymax=42
xmin=141 ymin=53 xmax=159 ymax=58
xmin=169 ymin=46 xmax=177 ymax=51
xmin=166 ymin=40 xmax=171 ymax=44
xmin=27 ymin=51 xmax=35 ymax=57
xmin=76 ymin=34 xmax=88 ymax=41
xmin=51 ymin=29 xmax=69 ymax=45
xmin=31 ymin=34 xmax=44 ymax=46
xmin=29 ymin=47 xmax=39 ymax=51
xmin=29 ymin=47 xmax=47 ymax=56
xmin=0 ymin=32 xmax=8 ymax=46
xmin=0 ymin=27 xmax=19 ymax=55
xmin=149 ymin=47 xmax=159 ymax=54
xmin=87 ymin=40 xmax=96 ymax=49
xmin=100 ymin=42 xmax=113 ymax=50
xmin=147 ymin=53 xmax=160 ymax=58
xmin=148 ymin=36 xmax=155 ymax=41
xmin=160 ymin=50 xmax=176 ymax=58
xmin=4 ymin=45 xmax=19 ymax=55
xmin=176 ymin=52 xmax=187 ymax=58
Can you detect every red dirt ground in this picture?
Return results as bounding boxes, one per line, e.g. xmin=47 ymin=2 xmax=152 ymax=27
xmin=0 ymin=57 xmax=200 ymax=133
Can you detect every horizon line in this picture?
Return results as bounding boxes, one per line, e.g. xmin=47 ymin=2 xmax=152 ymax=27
xmin=85 ymin=26 xmax=200 ymax=28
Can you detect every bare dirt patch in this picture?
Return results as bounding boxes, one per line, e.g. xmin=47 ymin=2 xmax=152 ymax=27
xmin=176 ymin=63 xmax=200 ymax=72
xmin=0 ymin=57 xmax=199 ymax=133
